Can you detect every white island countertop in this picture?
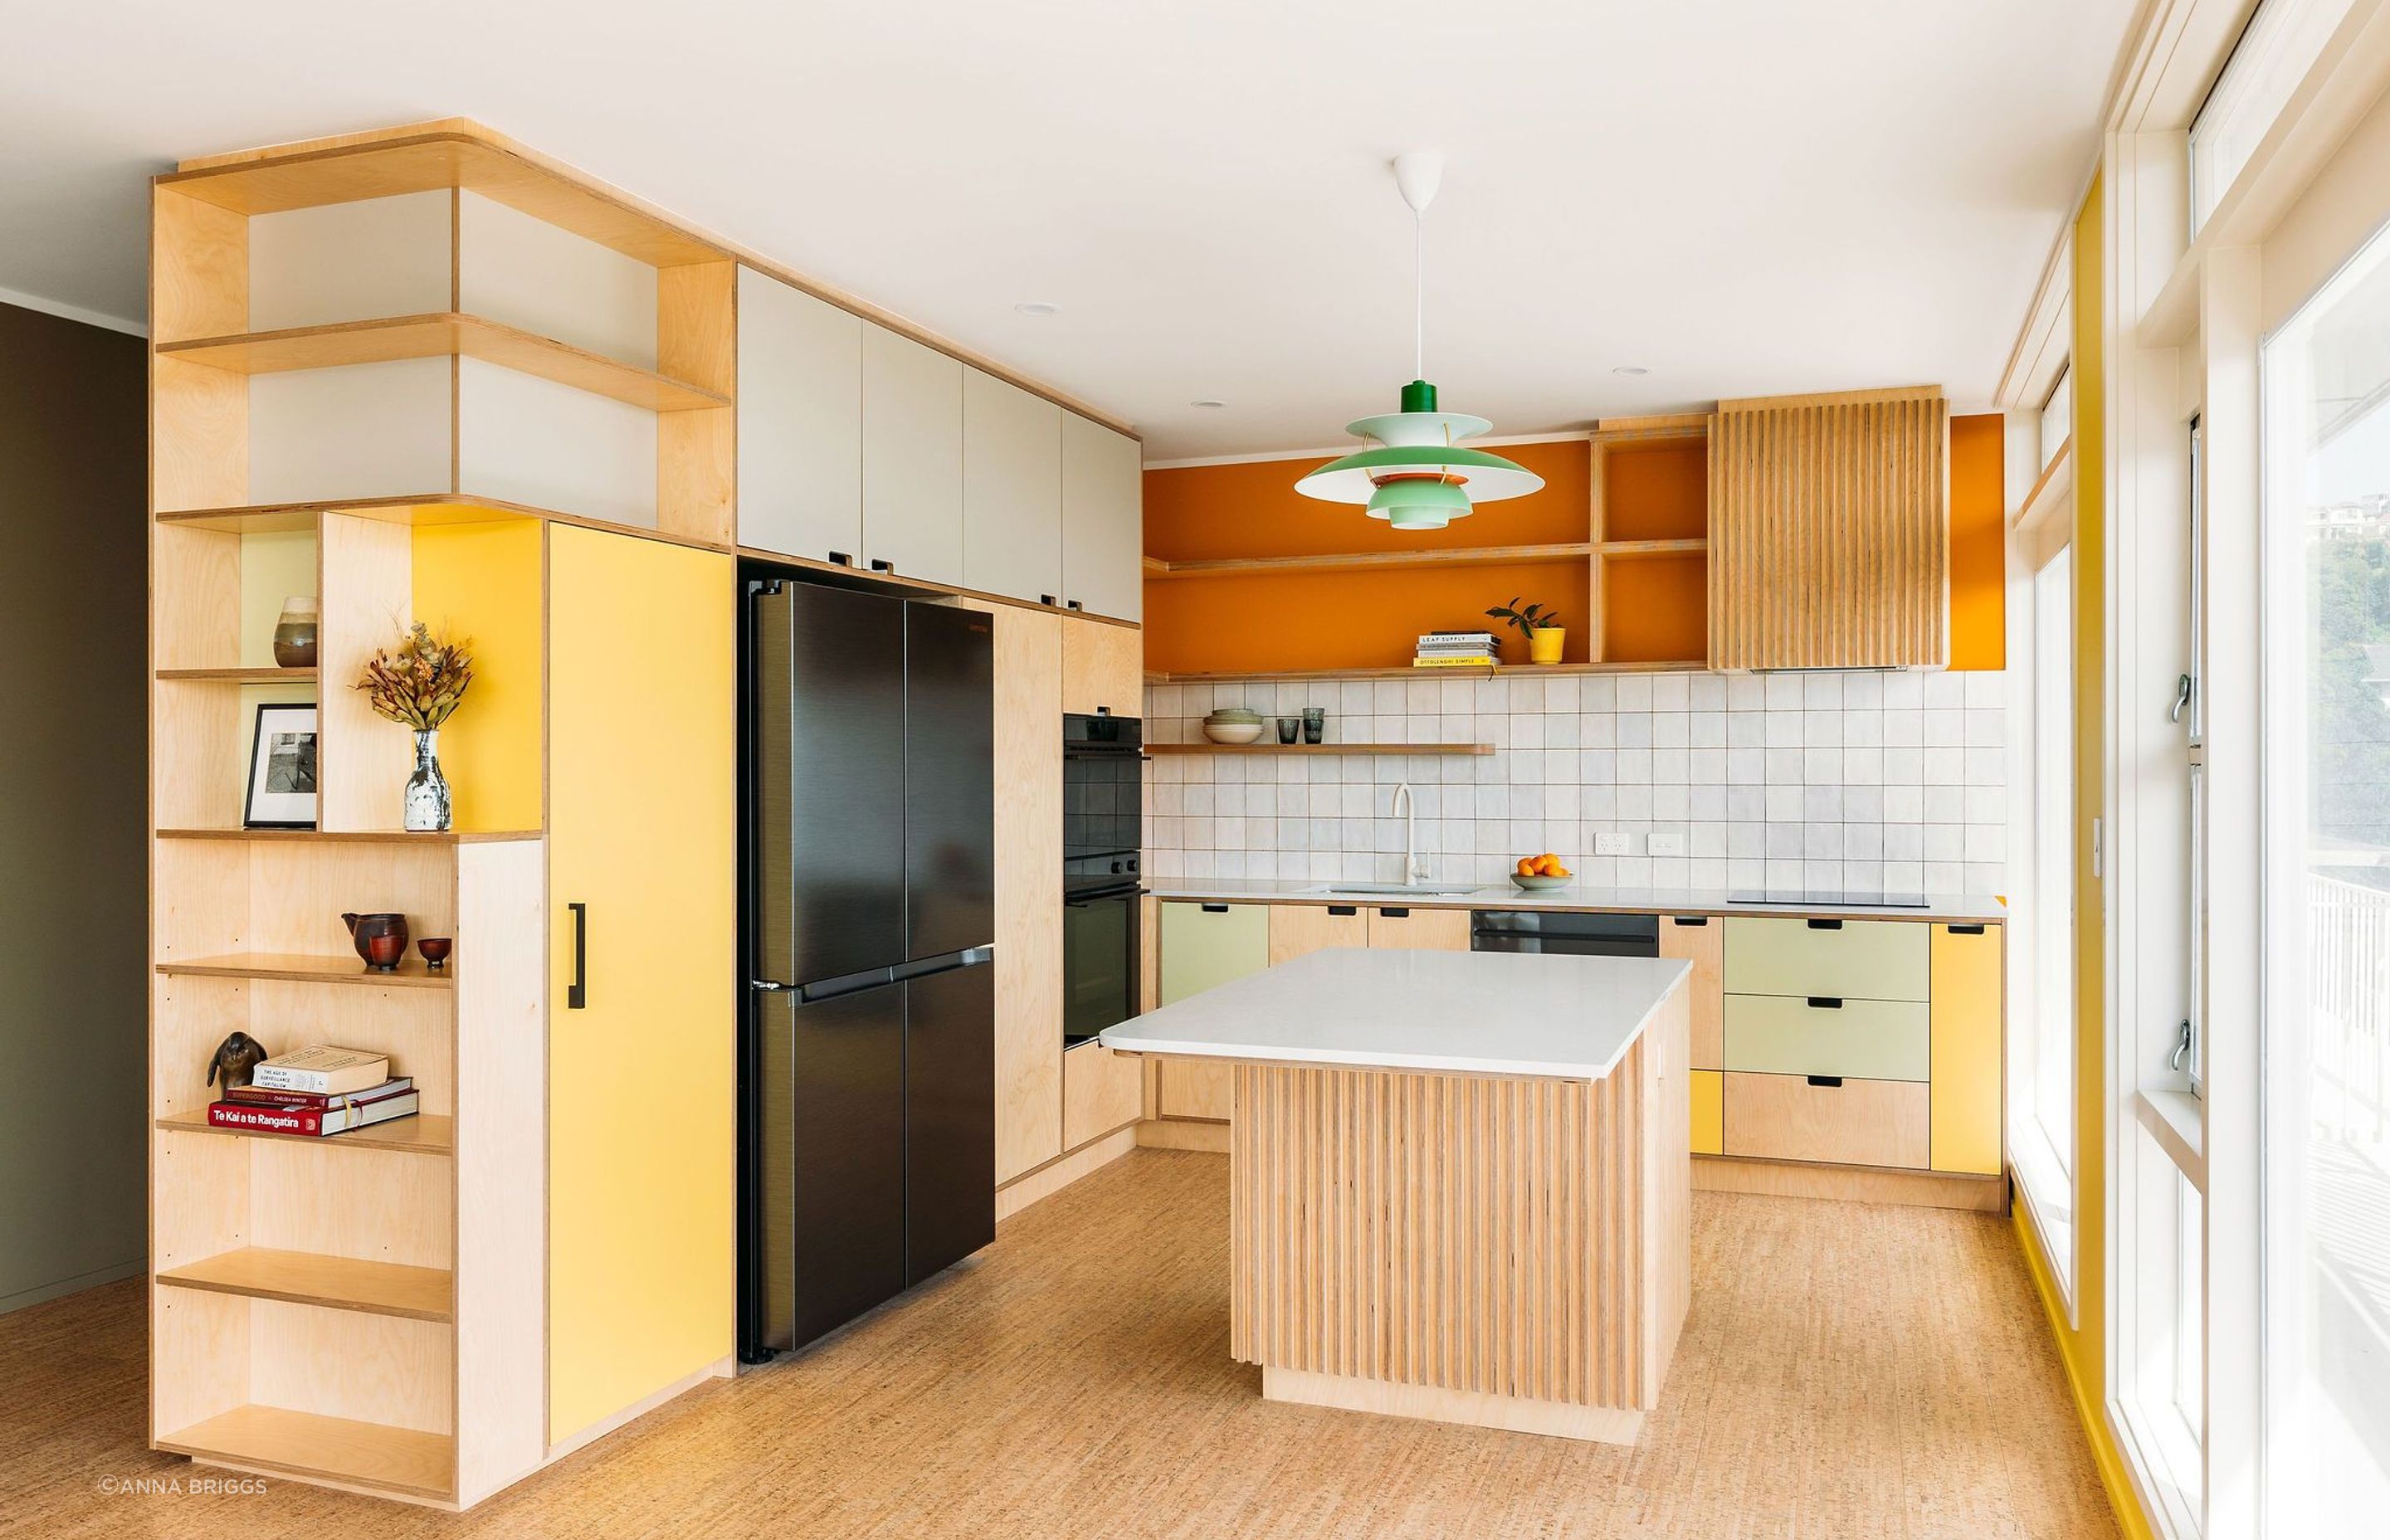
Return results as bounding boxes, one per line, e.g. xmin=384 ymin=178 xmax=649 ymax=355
xmin=1099 ymin=947 xmax=1690 ymax=1082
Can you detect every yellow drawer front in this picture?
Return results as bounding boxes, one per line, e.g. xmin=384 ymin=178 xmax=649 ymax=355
xmin=1930 ymin=923 xmax=2005 ymax=1174
xmin=1722 ymin=916 xmax=1929 ymax=1001
xmin=1690 ymin=1070 xmax=1723 ymax=1155
xmin=1723 ymin=993 xmax=1930 ymax=1082
xmin=1158 ymin=901 xmax=1271 ymax=1004
xmin=1723 ymin=1072 xmax=1929 ymax=1169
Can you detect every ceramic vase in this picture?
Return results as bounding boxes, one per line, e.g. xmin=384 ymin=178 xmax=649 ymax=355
xmin=272 ymin=597 xmax=319 ymax=669
xmin=404 ymin=729 xmax=452 ymax=832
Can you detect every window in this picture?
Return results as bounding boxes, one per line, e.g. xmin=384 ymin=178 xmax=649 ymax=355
xmin=2012 ymin=538 xmax=2077 ymax=1291
xmin=2259 ymin=211 xmax=2390 ymax=1535
xmin=2189 ymin=0 xmax=2359 ymax=234
xmin=2041 ymin=363 xmax=2075 ymax=470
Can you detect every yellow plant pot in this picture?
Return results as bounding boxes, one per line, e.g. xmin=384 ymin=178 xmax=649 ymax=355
xmin=1529 ymin=627 xmax=1566 ymax=665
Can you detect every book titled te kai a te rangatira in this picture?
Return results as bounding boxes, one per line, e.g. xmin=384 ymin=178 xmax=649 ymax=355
xmin=207 ymin=1089 xmax=421 ymax=1138
xmin=248 ymin=1045 xmax=390 ymax=1095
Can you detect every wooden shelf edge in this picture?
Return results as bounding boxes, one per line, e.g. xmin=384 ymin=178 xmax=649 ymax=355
xmin=1146 ymin=543 xmax=1594 ymax=580
xmin=1147 ymin=661 xmax=1708 ymax=685
xmin=157 ymin=1247 xmax=453 ymax=1323
xmin=156 ymin=1406 xmax=455 ymax=1501
xmin=156 ymin=953 xmax=454 ymax=987
xmin=155 ymin=313 xmax=729 ymax=412
xmin=1595 ymin=538 xmax=1708 ymax=559
xmin=154 ymin=494 xmax=731 ymax=553
xmin=154 ymin=826 xmax=539 ymax=844
xmin=156 ymin=666 xmax=319 ymax=684
xmin=1148 ymin=742 xmax=1494 ymax=756
xmin=154 ymin=1109 xmax=455 ymax=1157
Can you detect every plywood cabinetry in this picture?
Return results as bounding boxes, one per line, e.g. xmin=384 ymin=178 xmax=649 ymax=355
xmin=1708 ymin=387 xmax=1949 ymax=670
xmin=1363 ymin=906 xmax=1470 ymax=951
xmin=1155 ymin=902 xmax=1269 ymax=1119
xmin=963 ymin=368 xmax=1063 ymax=606
xmin=1658 ymin=915 xmax=1722 ymax=1069
xmin=1060 ymin=614 xmax=1143 ymax=718
xmin=736 ymin=266 xmax=862 ymax=563
xmin=1061 ymin=412 xmax=1143 ymax=621
xmin=1267 ymin=902 xmax=1367 ymax=962
xmin=1062 ymin=1043 xmax=1142 ymax=1148
xmin=990 ymin=606 xmax=1064 ymax=1182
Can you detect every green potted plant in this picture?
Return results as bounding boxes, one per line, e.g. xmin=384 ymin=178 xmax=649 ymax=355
xmin=1485 ymin=597 xmax=1566 ymax=665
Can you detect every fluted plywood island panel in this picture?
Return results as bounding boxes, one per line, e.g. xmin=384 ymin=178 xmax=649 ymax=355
xmin=1102 ymin=948 xmax=1692 ymax=1443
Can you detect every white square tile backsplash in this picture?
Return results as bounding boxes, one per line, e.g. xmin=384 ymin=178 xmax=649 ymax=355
xmin=1144 ymin=670 xmax=2007 ymax=895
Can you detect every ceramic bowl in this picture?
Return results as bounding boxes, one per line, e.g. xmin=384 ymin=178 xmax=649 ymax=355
xmin=1509 ymin=872 xmax=1573 ymax=891
xmin=1203 ymin=721 xmax=1266 ymax=744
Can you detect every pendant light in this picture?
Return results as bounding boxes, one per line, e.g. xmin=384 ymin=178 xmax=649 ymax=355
xmin=1294 ymin=152 xmax=1544 ymax=529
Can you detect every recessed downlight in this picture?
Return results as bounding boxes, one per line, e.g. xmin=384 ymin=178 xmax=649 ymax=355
xmin=1612 ymin=365 xmax=1649 ymax=376
xmin=1014 ymin=301 xmax=1060 ymax=318
xmin=1190 ymin=398 xmax=1227 ymax=409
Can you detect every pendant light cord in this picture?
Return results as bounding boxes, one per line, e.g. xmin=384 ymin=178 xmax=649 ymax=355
xmin=1413 ymin=206 xmax=1425 ymax=382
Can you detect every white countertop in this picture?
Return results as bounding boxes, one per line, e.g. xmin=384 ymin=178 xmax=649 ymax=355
xmin=1099 ymin=948 xmax=1691 ymax=1082
xmin=1143 ymin=877 xmax=2006 ymax=924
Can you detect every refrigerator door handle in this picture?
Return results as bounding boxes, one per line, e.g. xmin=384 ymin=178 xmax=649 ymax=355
xmin=890 ymin=945 xmax=995 ymax=984
xmin=797 ymin=966 xmax=897 ymax=1004
xmin=750 ymin=979 xmax=797 ymax=993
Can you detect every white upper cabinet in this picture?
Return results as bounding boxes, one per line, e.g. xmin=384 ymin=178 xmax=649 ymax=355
xmin=861 ymin=327 xmax=964 ymax=586
xmin=962 ymin=368 xmax=1062 ymax=605
xmin=1061 ymin=414 xmax=1143 ymax=622
xmin=737 ymin=266 xmax=862 ymax=563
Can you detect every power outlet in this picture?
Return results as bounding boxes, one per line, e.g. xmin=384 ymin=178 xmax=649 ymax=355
xmin=1593 ymin=831 xmax=1630 ymax=856
xmin=1646 ymin=831 xmax=1686 ymax=857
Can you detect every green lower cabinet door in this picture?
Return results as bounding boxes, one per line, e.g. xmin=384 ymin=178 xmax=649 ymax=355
xmin=1158 ymin=901 xmax=1271 ymax=1004
xmin=1723 ymin=993 xmax=1931 ymax=1082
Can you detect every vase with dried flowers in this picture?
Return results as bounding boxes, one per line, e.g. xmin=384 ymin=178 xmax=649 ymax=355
xmin=356 ymin=622 xmax=475 ymax=831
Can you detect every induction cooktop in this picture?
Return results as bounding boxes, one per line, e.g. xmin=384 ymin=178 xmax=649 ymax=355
xmin=1728 ymin=889 xmax=1929 ymax=909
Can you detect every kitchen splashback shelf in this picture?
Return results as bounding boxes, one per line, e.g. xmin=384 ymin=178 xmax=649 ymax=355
xmin=1148 ymin=742 xmax=1494 ymax=756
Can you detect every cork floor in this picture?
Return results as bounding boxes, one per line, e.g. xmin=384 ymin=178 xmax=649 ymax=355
xmin=2 ymin=1148 xmax=2115 ymax=1539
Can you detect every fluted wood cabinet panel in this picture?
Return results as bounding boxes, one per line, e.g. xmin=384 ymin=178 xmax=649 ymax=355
xmin=1708 ymin=387 xmax=1949 ymax=670
xmin=1227 ymin=987 xmax=1690 ymax=1416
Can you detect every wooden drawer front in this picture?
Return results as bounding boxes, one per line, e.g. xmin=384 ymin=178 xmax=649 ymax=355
xmin=1159 ymin=1060 xmax=1234 ymax=1120
xmin=1722 ymin=916 xmax=1928 ymax=1001
xmin=1722 ymin=1072 xmax=1929 ymax=1169
xmin=1723 ymin=994 xmax=1929 ymax=1082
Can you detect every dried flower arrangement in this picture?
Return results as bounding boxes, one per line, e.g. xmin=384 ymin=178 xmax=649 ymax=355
xmin=356 ymin=622 xmax=475 ymax=731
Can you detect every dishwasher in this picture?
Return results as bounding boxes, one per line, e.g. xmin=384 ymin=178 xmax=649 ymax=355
xmin=1470 ymin=909 xmax=1659 ymax=957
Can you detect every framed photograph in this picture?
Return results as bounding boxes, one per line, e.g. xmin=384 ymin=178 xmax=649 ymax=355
xmin=244 ymin=703 xmax=319 ymax=829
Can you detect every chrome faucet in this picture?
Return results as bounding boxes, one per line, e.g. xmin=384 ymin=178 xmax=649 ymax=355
xmin=1392 ymin=781 xmax=1428 ymax=885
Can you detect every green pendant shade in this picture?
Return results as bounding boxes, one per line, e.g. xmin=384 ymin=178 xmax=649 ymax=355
xmin=1295 ymin=379 xmax=1544 ymax=522
xmin=1368 ymin=476 xmax=1471 ymax=529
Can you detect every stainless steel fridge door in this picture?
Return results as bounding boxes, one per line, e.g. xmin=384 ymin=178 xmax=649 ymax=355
xmin=902 ymin=602 xmax=995 ymax=961
xmin=903 ymin=958 xmax=996 ymax=1285
xmin=755 ymin=987 xmax=798 ymax=1351
xmin=789 ymin=979 xmax=908 ymax=1348
xmin=754 ymin=580 xmax=908 ymax=987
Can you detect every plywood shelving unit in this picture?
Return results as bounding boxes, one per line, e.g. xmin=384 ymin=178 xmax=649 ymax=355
xmin=148 ymin=124 xmax=734 ymax=1509
xmin=1588 ymin=414 xmax=1710 ymax=665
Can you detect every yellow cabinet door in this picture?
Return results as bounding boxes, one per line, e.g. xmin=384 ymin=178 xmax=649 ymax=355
xmin=1929 ymin=922 xmax=2005 ymax=1175
xmin=547 ymin=525 xmax=735 ymax=1447
xmin=1690 ymin=1069 xmax=1723 ymax=1156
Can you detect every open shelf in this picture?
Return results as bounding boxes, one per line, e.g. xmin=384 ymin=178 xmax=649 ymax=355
xmin=159 ymin=1247 xmax=453 ymax=1323
xmin=1145 ymin=542 xmax=1594 ymax=581
xmin=1147 ymin=660 xmax=1708 ymax=685
xmin=158 ymin=953 xmax=453 ymax=987
xmin=155 ymin=1109 xmax=456 ymax=1157
xmin=1597 ymin=538 xmax=1708 ymax=559
xmin=157 ymin=665 xmax=318 ymax=684
xmin=162 ymin=126 xmax=724 ymax=269
xmin=157 ymin=1404 xmax=454 ymax=1500
xmin=157 ymin=313 xmax=729 ymax=413
xmin=1150 ymin=742 xmax=1493 ymax=756
xmin=155 ymin=826 xmax=538 ymax=844
xmin=155 ymin=494 xmax=731 ymax=553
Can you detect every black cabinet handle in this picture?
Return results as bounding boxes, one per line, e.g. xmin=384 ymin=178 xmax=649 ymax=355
xmin=869 ymin=558 xmax=895 ymax=573
xmin=1671 ymin=915 xmax=1709 ymax=927
xmin=1807 ymin=918 xmax=1843 ymax=931
xmin=1379 ymin=907 xmax=1410 ymax=919
xmin=1066 ymin=599 xmax=1085 ymax=611
xmin=1949 ymin=923 xmax=1987 ymax=935
xmin=567 ymin=902 xmax=588 ymax=1010
xmin=1200 ymin=903 xmax=1230 ymax=914
xmin=1041 ymin=593 xmax=1060 ymax=607
xmin=1328 ymin=904 xmax=1358 ymax=917
xmin=1807 ymin=997 xmax=1844 ymax=1010
xmin=1807 ymin=1075 xmax=1844 ymax=1089
xmin=827 ymin=551 xmax=855 ymax=567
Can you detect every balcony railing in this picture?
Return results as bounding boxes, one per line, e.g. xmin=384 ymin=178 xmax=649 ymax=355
xmin=2311 ymin=870 xmax=2390 ymax=1140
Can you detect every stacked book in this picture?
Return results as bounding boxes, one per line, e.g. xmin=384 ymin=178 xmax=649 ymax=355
xmin=210 ymin=1045 xmax=419 ymax=1137
xmin=1412 ymin=631 xmax=1500 ymax=668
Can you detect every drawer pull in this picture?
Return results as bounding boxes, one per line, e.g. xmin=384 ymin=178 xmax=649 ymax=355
xmin=1807 ymin=1075 xmax=1845 ymax=1089
xmin=1949 ymin=923 xmax=1987 ymax=935
xmin=827 ymin=550 xmax=855 ymax=567
xmin=1807 ymin=997 xmax=1844 ymax=1010
xmin=869 ymin=558 xmax=895 ymax=573
xmin=1807 ymin=918 xmax=1843 ymax=931
xmin=1200 ymin=903 xmax=1230 ymax=914
xmin=1379 ymin=907 xmax=1411 ymax=919
xmin=1671 ymin=915 xmax=1709 ymax=927
xmin=1328 ymin=904 xmax=1358 ymax=917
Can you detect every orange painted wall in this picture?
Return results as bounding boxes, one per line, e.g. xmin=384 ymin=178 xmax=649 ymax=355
xmin=1948 ymin=412 xmax=2007 ymax=670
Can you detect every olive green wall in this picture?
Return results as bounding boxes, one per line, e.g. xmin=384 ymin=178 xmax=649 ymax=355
xmin=0 ymin=300 xmax=147 ymax=1312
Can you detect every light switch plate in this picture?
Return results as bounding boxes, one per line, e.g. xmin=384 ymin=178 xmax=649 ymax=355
xmin=1646 ymin=831 xmax=1685 ymax=857
xmin=1594 ymin=831 xmax=1629 ymax=856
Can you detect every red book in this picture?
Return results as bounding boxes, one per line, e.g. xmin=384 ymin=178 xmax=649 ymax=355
xmin=206 ymin=1091 xmax=421 ymax=1138
xmin=222 ymin=1077 xmax=413 ymax=1111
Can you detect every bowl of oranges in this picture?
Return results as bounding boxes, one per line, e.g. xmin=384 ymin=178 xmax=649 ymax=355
xmin=1510 ymin=853 xmax=1573 ymax=890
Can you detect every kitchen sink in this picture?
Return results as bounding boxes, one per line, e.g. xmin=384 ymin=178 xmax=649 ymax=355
xmin=1297 ymin=883 xmax=1482 ymax=898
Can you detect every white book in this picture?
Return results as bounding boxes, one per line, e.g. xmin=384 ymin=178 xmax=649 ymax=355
xmin=250 ymin=1045 xmax=393 ymax=1095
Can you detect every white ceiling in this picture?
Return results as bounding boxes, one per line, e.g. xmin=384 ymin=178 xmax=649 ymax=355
xmin=0 ymin=0 xmax=2131 ymax=458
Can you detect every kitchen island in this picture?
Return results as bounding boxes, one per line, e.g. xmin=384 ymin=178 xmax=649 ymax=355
xmin=1100 ymin=946 xmax=1692 ymax=1444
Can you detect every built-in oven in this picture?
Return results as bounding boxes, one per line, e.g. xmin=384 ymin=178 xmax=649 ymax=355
xmin=1062 ymin=712 xmax=1144 ymax=1047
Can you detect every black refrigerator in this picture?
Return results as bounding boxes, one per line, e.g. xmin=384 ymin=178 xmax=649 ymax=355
xmin=741 ymin=573 xmax=996 ymax=1360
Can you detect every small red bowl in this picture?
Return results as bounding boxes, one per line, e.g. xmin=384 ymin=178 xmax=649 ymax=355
xmin=417 ymin=937 xmax=454 ymax=970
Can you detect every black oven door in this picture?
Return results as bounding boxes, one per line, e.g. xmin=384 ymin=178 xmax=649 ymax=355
xmin=1061 ymin=884 xmax=1141 ymax=1048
